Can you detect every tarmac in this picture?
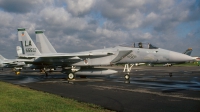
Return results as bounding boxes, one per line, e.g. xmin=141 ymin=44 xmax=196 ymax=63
xmin=0 ymin=66 xmax=200 ymax=112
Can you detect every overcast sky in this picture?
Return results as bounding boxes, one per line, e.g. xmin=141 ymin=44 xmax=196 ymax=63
xmin=0 ymin=0 xmax=200 ymax=58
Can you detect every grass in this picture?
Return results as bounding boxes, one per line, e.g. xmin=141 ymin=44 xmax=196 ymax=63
xmin=172 ymin=62 xmax=199 ymax=66
xmin=0 ymin=81 xmax=112 ymax=112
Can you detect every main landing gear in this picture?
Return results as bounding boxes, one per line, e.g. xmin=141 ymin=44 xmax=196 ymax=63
xmin=40 ymin=68 xmax=49 ymax=77
xmin=15 ymin=71 xmax=20 ymax=75
xmin=123 ymin=64 xmax=134 ymax=80
xmin=13 ymin=67 xmax=21 ymax=75
xmin=68 ymin=73 xmax=75 ymax=80
xmin=66 ymin=66 xmax=79 ymax=80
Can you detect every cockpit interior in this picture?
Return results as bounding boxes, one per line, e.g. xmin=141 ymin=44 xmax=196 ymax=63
xmin=120 ymin=42 xmax=158 ymax=49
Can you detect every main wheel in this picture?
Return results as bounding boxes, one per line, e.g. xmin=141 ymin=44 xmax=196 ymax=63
xmin=124 ymin=74 xmax=130 ymax=80
xmin=68 ymin=73 xmax=75 ymax=80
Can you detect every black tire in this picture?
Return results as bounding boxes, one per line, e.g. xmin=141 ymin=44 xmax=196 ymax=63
xmin=68 ymin=73 xmax=75 ymax=80
xmin=124 ymin=74 xmax=130 ymax=80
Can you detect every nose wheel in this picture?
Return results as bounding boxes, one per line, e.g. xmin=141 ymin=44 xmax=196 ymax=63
xmin=124 ymin=74 xmax=130 ymax=80
xmin=123 ymin=64 xmax=133 ymax=80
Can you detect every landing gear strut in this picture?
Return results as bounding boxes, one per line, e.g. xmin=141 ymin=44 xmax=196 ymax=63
xmin=45 ymin=72 xmax=48 ymax=77
xmin=123 ymin=64 xmax=134 ymax=80
xmin=41 ymin=67 xmax=48 ymax=77
xmin=65 ymin=66 xmax=79 ymax=80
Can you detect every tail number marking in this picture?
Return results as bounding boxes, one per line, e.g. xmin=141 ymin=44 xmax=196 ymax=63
xmin=26 ymin=48 xmax=36 ymax=52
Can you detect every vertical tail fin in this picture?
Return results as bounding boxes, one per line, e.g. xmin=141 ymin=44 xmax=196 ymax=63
xmin=0 ymin=55 xmax=6 ymax=60
xmin=18 ymin=28 xmax=41 ymax=56
xmin=0 ymin=55 xmax=6 ymax=66
xmin=183 ymin=48 xmax=192 ymax=56
xmin=35 ymin=30 xmax=57 ymax=54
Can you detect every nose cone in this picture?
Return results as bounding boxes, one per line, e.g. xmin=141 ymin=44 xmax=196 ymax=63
xmin=170 ymin=51 xmax=194 ymax=62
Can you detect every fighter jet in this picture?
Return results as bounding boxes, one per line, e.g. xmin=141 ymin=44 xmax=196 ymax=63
xmin=17 ymin=28 xmax=194 ymax=80
xmin=0 ymin=54 xmax=32 ymax=74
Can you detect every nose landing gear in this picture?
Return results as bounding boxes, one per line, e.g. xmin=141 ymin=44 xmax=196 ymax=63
xmin=123 ymin=64 xmax=134 ymax=80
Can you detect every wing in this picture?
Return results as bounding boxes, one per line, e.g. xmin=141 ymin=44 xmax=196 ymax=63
xmin=18 ymin=52 xmax=115 ymax=59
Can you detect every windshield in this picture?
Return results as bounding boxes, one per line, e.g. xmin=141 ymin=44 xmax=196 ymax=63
xmin=120 ymin=42 xmax=158 ymax=49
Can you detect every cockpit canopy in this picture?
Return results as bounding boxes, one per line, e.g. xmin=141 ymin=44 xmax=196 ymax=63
xmin=120 ymin=42 xmax=158 ymax=49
